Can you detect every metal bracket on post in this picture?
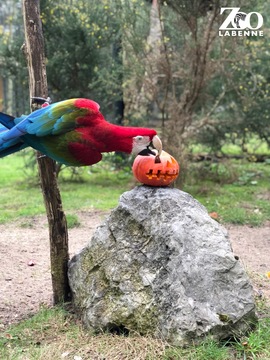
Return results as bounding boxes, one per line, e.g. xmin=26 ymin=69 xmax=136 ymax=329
xmin=31 ymin=97 xmax=52 ymax=110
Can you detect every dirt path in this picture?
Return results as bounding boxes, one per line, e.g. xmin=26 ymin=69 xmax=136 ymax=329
xmin=0 ymin=212 xmax=269 ymax=327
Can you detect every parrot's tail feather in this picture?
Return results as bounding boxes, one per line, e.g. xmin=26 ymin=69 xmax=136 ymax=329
xmin=0 ymin=112 xmax=16 ymax=129
xmin=0 ymin=141 xmax=28 ymax=157
xmin=0 ymin=125 xmax=28 ymax=157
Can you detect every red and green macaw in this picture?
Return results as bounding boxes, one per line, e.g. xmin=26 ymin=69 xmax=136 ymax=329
xmin=0 ymin=98 xmax=162 ymax=166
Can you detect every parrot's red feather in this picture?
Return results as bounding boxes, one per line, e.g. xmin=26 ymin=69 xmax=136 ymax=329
xmin=74 ymin=98 xmax=100 ymax=113
xmin=68 ymin=141 xmax=102 ymax=166
xmin=75 ymin=123 xmax=156 ymax=154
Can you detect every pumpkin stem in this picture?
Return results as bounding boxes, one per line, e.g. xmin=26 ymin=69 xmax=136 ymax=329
xmin=154 ymin=155 xmax=161 ymax=163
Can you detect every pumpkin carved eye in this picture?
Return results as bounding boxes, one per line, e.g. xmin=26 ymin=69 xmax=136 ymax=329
xmin=132 ymin=150 xmax=179 ymax=187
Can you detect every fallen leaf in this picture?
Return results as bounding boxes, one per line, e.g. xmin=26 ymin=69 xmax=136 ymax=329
xmin=266 ymin=271 xmax=270 ymax=279
xmin=209 ymin=212 xmax=218 ymax=219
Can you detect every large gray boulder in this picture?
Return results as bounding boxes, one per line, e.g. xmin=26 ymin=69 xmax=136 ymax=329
xmin=68 ymin=186 xmax=256 ymax=345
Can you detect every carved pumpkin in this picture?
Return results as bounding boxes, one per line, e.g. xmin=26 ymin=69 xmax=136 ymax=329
xmin=132 ymin=150 xmax=179 ymax=187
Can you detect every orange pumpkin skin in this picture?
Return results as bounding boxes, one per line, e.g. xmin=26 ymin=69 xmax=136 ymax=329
xmin=132 ymin=151 xmax=179 ymax=187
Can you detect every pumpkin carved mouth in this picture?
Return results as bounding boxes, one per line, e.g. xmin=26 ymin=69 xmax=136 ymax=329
xmin=132 ymin=151 xmax=180 ymax=187
xmin=145 ymin=168 xmax=179 ymax=181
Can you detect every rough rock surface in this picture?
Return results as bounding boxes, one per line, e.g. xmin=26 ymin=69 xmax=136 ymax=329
xmin=68 ymin=186 xmax=256 ymax=345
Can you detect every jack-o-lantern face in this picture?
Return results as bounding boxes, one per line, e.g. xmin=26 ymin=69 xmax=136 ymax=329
xmin=132 ymin=150 xmax=179 ymax=187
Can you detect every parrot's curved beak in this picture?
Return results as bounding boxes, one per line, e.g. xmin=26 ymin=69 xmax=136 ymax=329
xmin=152 ymin=135 xmax=162 ymax=156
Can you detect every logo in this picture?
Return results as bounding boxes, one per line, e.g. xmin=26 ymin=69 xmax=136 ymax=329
xmin=219 ymin=7 xmax=263 ymax=37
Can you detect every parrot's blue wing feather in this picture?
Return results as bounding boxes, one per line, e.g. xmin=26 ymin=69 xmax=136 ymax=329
xmin=0 ymin=124 xmax=7 ymax=133
xmin=0 ymin=99 xmax=91 ymax=141
xmin=0 ymin=139 xmax=27 ymax=157
xmin=0 ymin=100 xmax=77 ymax=144
xmin=0 ymin=124 xmax=27 ymax=157
xmin=22 ymin=99 xmax=90 ymax=136
xmin=0 ymin=113 xmax=15 ymax=129
xmin=0 ymin=112 xmax=26 ymax=144
xmin=0 ymin=121 xmax=26 ymax=144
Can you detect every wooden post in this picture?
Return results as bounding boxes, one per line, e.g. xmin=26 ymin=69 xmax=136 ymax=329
xmin=22 ymin=0 xmax=70 ymax=303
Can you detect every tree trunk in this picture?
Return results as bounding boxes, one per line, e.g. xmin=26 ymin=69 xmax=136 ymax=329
xmin=112 ymin=35 xmax=124 ymax=126
xmin=22 ymin=0 xmax=70 ymax=304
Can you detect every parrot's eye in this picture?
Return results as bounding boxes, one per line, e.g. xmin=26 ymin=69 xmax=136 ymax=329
xmin=134 ymin=135 xmax=143 ymax=141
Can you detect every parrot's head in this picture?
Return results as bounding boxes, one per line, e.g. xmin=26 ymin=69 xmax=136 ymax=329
xmin=107 ymin=125 xmax=162 ymax=156
xmin=78 ymin=100 xmax=163 ymax=157
xmin=132 ymin=133 xmax=162 ymax=156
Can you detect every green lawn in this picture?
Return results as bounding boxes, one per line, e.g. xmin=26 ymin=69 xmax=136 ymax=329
xmin=0 ymin=151 xmax=131 ymax=224
xmin=183 ymin=160 xmax=270 ymax=226
xmin=1 ymin=151 xmax=270 ymax=226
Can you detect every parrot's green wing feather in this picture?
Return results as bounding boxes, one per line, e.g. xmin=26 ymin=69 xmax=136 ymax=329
xmin=0 ymin=98 xmax=100 ymax=144
xmin=25 ymin=99 xmax=90 ymax=136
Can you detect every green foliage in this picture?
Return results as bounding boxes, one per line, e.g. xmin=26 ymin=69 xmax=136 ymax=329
xmin=0 ymin=1 xmax=28 ymax=114
xmin=0 ymin=0 xmax=128 ymax=117
xmin=40 ymin=1 xmax=122 ymax=109
xmin=196 ymin=1 xmax=270 ymax=151
xmin=184 ymin=160 xmax=270 ymax=226
xmin=39 ymin=0 xmax=152 ymax=120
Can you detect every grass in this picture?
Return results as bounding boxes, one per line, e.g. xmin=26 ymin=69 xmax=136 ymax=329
xmin=1 ymin=151 xmax=270 ymax=226
xmin=183 ymin=160 xmax=270 ymax=226
xmin=1 ymin=304 xmax=270 ymax=360
xmin=0 ymin=151 xmax=131 ymax=224
xmin=191 ymin=135 xmax=270 ymax=157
